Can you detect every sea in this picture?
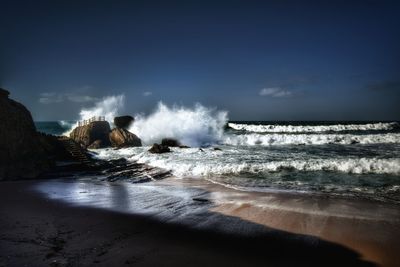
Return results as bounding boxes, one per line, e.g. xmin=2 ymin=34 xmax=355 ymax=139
xmin=35 ymin=118 xmax=400 ymax=204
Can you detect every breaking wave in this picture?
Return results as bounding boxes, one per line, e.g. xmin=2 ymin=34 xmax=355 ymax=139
xmin=228 ymin=122 xmax=399 ymax=133
xmin=94 ymin=147 xmax=400 ymax=176
xmin=130 ymin=102 xmax=228 ymax=147
xmin=223 ymin=132 xmax=400 ymax=146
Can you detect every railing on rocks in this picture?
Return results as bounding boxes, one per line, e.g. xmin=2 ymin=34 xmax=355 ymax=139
xmin=78 ymin=116 xmax=106 ymax=127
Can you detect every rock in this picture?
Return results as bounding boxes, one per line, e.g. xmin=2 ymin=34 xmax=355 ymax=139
xmin=37 ymin=133 xmax=73 ymax=161
xmin=0 ymin=88 xmax=52 ymax=180
xmin=109 ymin=128 xmax=142 ymax=148
xmin=213 ymin=147 xmax=222 ymax=151
xmin=0 ymin=88 xmax=10 ymax=97
xmin=193 ymin=197 xmax=209 ymax=202
xmin=87 ymin=140 xmax=105 ymax=149
xmin=161 ymin=138 xmax=181 ymax=147
xmin=70 ymin=121 xmax=111 ymax=149
xmin=179 ymin=145 xmax=190 ymax=148
xmin=114 ymin=115 xmax=134 ymax=129
xmin=148 ymin=143 xmax=171 ymax=154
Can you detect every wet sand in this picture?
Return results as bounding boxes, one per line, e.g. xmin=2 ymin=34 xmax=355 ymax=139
xmin=0 ymin=178 xmax=399 ymax=266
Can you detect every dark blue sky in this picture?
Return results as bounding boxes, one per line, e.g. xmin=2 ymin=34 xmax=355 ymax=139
xmin=1 ymin=0 xmax=399 ymax=120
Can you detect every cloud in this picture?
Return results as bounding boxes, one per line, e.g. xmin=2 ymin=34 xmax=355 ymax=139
xmin=259 ymin=87 xmax=293 ymax=98
xmin=39 ymin=92 xmax=100 ymax=104
xmin=66 ymin=95 xmax=100 ymax=103
xmin=143 ymin=91 xmax=152 ymax=96
xmin=38 ymin=92 xmax=64 ymax=104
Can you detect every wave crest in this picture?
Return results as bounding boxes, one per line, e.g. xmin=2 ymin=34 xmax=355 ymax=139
xmin=228 ymin=122 xmax=399 ymax=133
xmin=223 ymin=133 xmax=400 ymax=146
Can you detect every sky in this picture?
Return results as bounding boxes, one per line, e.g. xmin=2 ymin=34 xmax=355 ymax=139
xmin=1 ymin=0 xmax=399 ymax=121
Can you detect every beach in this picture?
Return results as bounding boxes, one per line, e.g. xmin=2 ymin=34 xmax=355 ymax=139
xmin=1 ymin=177 xmax=399 ymax=267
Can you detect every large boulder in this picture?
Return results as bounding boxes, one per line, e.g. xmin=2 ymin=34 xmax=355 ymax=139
xmin=70 ymin=121 xmax=111 ymax=149
xmin=109 ymin=128 xmax=142 ymax=148
xmin=148 ymin=143 xmax=171 ymax=154
xmin=0 ymin=88 xmax=52 ymax=180
xmin=114 ymin=115 xmax=134 ymax=129
xmin=161 ymin=138 xmax=181 ymax=147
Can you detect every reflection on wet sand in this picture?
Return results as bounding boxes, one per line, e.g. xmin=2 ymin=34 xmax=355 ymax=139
xmin=35 ymin=177 xmax=400 ymax=266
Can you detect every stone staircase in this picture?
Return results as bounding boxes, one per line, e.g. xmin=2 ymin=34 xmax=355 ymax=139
xmin=57 ymin=136 xmax=91 ymax=165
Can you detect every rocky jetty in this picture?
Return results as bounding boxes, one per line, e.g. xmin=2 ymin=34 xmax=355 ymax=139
xmin=0 ymin=88 xmax=52 ymax=180
xmin=109 ymin=128 xmax=142 ymax=148
xmin=70 ymin=121 xmax=111 ymax=149
xmin=69 ymin=115 xmax=142 ymax=149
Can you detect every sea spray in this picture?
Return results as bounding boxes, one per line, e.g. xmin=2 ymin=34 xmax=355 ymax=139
xmin=130 ymin=102 xmax=228 ymax=147
xmin=62 ymin=94 xmax=125 ymax=135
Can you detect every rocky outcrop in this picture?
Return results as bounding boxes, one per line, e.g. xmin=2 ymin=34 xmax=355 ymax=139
xmin=148 ymin=143 xmax=171 ymax=154
xmin=109 ymin=128 xmax=142 ymax=148
xmin=87 ymin=140 xmax=104 ymax=149
xmin=70 ymin=121 xmax=111 ymax=149
xmin=0 ymin=88 xmax=52 ymax=180
xmin=161 ymin=138 xmax=180 ymax=147
xmin=114 ymin=115 xmax=134 ymax=129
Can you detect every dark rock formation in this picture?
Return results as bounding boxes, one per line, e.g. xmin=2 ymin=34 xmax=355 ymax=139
xmin=0 ymin=88 xmax=52 ymax=180
xmin=148 ymin=143 xmax=171 ymax=154
xmin=109 ymin=128 xmax=142 ymax=148
xmin=114 ymin=115 xmax=134 ymax=129
xmin=161 ymin=138 xmax=181 ymax=147
xmin=37 ymin=133 xmax=73 ymax=161
xmin=70 ymin=121 xmax=111 ymax=149
xmin=87 ymin=139 xmax=105 ymax=149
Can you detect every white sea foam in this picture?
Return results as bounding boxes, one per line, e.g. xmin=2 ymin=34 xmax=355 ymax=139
xmin=62 ymin=95 xmax=125 ymax=135
xmin=228 ymin=122 xmax=399 ymax=133
xmin=129 ymin=102 xmax=228 ymax=147
xmin=93 ymin=147 xmax=400 ymax=176
xmin=138 ymin=157 xmax=400 ymax=176
xmin=223 ymin=132 xmax=400 ymax=146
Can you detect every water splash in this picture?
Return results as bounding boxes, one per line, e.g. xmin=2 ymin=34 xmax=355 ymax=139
xmin=63 ymin=94 xmax=125 ymax=135
xmin=130 ymin=102 xmax=228 ymax=147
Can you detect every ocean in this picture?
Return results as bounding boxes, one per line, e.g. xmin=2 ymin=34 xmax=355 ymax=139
xmin=35 ymin=120 xmax=400 ymax=204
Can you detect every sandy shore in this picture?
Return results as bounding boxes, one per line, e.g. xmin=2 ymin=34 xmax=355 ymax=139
xmin=0 ymin=178 xmax=399 ymax=266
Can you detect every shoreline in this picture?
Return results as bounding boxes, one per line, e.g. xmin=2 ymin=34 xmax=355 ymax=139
xmin=1 ymin=177 xmax=399 ymax=266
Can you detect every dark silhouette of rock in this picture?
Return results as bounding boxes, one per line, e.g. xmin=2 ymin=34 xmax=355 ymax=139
xmin=213 ymin=147 xmax=222 ymax=151
xmin=161 ymin=138 xmax=181 ymax=147
xmin=0 ymin=88 xmax=52 ymax=180
xmin=114 ymin=115 xmax=134 ymax=129
xmin=109 ymin=128 xmax=142 ymax=148
xmin=87 ymin=139 xmax=105 ymax=149
xmin=148 ymin=143 xmax=171 ymax=154
xmin=0 ymin=88 xmax=10 ymax=97
xmin=70 ymin=121 xmax=111 ymax=149
xmin=37 ymin=133 xmax=73 ymax=161
xmin=179 ymin=145 xmax=190 ymax=148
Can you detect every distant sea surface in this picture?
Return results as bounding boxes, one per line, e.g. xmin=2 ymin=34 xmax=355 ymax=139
xmin=36 ymin=121 xmax=400 ymax=203
xmin=35 ymin=121 xmax=75 ymax=136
